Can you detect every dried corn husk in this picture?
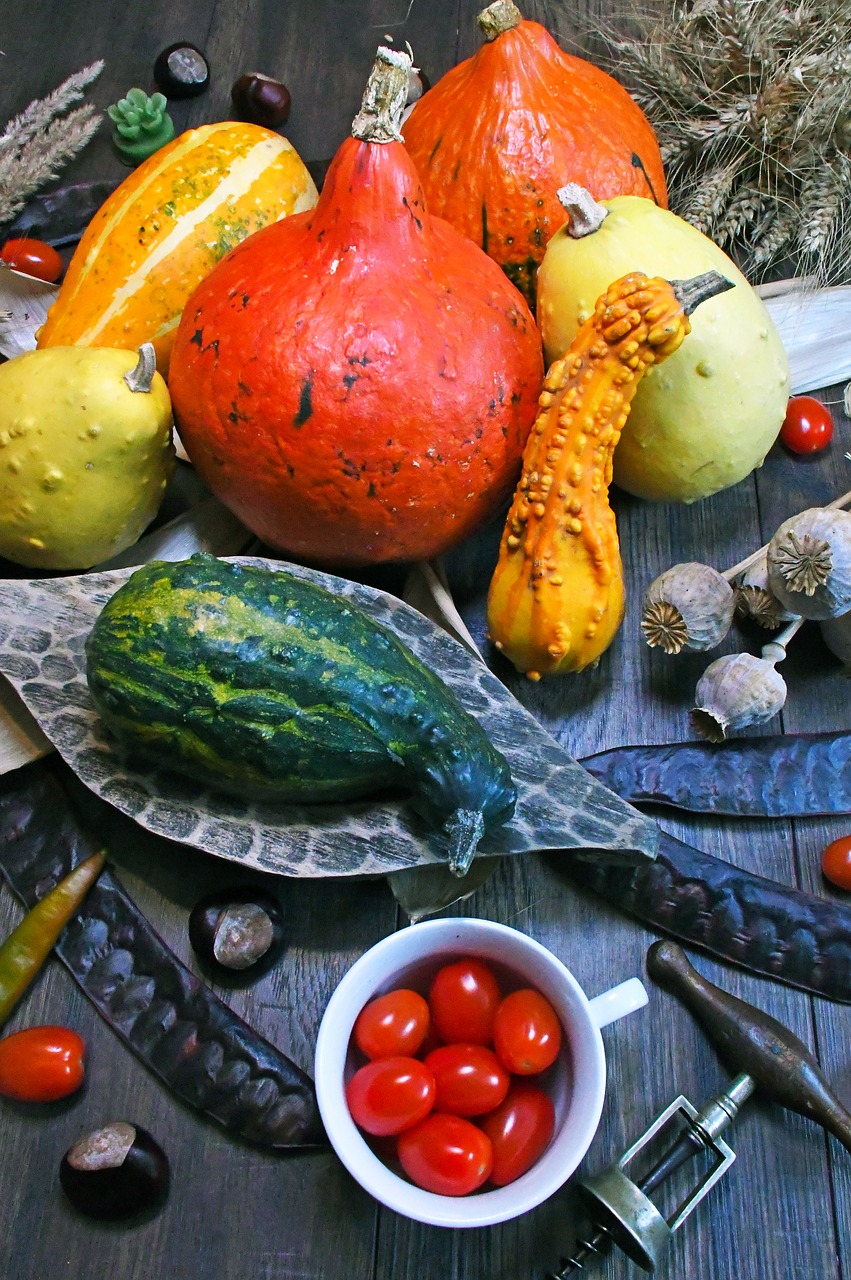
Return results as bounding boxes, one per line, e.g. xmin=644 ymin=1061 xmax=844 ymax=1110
xmin=758 ymin=280 xmax=851 ymax=395
xmin=0 ymin=263 xmax=58 ymax=359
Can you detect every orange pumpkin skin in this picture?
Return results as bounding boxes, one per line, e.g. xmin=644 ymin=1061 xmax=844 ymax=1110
xmin=168 ymin=132 xmax=544 ymax=568
xmin=402 ymin=14 xmax=668 ymax=307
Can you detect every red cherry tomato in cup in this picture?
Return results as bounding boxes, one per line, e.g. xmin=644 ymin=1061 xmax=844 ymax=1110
xmin=493 ymin=988 xmax=563 ymax=1075
xmin=779 ymin=396 xmax=834 ymax=454
xmin=822 ymin=834 xmax=851 ymax=890
xmin=424 ymin=1043 xmax=510 ymax=1117
xmin=0 ymin=237 xmax=63 ymax=284
xmin=428 ymin=958 xmax=501 ymax=1045
xmin=345 ymin=1056 xmax=435 ymax=1136
xmin=479 ymin=1082 xmax=556 ymax=1185
xmin=353 ymin=988 xmax=430 ymax=1060
xmin=0 ymin=1025 xmax=85 ymax=1102
xmin=397 ymin=1112 xmax=493 ymax=1195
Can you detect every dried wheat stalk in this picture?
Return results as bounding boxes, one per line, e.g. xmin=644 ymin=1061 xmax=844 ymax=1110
xmin=595 ymin=0 xmax=851 ymax=282
xmin=0 ymin=61 xmax=104 ymax=226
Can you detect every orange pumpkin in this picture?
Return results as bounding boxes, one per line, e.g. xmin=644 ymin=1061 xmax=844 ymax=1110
xmin=403 ymin=0 xmax=668 ymax=307
xmin=168 ymin=49 xmax=543 ymax=569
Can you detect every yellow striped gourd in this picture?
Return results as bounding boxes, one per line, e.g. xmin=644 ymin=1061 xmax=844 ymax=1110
xmin=37 ymin=121 xmax=318 ymax=377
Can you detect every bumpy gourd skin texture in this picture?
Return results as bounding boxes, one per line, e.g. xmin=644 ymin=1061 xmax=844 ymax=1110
xmin=167 ymin=133 xmax=543 ymax=568
xmin=86 ymin=556 xmax=516 ymax=845
xmin=37 ymin=122 xmax=318 ymax=376
xmin=488 ymin=273 xmax=694 ymax=678
xmin=402 ymin=16 xmax=667 ymax=308
xmin=0 ymin=346 xmax=174 ymax=569
xmin=537 ymin=196 xmax=790 ymax=503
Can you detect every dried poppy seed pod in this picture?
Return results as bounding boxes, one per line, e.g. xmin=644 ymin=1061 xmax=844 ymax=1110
xmin=767 ymin=507 xmax=851 ymax=620
xmin=641 ymin=562 xmax=736 ymax=654
xmin=820 ymin=611 xmax=851 ymax=668
xmin=691 ymin=651 xmax=788 ymax=742
xmin=734 ymin=553 xmax=797 ymax=629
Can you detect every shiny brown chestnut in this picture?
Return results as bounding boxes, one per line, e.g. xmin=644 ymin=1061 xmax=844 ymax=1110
xmin=153 ymin=43 xmax=211 ymax=98
xmin=188 ymin=886 xmax=286 ymax=975
xmin=59 ymin=1122 xmax=169 ymax=1220
xmin=230 ymin=72 xmax=291 ymax=127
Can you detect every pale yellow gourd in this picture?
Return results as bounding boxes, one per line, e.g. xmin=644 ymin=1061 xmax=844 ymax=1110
xmin=0 ymin=344 xmax=174 ymax=569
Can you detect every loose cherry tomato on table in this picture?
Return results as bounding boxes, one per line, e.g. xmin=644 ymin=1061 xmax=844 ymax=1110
xmin=424 ymin=1043 xmax=510 ymax=1117
xmin=0 ymin=237 xmax=64 ymax=284
xmin=345 ymin=1055 xmax=435 ymax=1136
xmin=353 ymin=988 xmax=430 ymax=1060
xmin=493 ymin=988 xmax=563 ymax=1075
xmin=822 ymin=834 xmax=851 ymax=890
xmin=479 ymin=1082 xmax=556 ymax=1185
xmin=397 ymin=1112 xmax=493 ymax=1196
xmin=779 ymin=396 xmax=834 ymax=455
xmin=428 ymin=958 xmax=501 ymax=1045
xmin=0 ymin=1025 xmax=85 ymax=1102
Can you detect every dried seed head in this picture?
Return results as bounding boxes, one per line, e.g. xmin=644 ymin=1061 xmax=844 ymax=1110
xmin=767 ymin=507 xmax=851 ymax=619
xmin=691 ymin=652 xmax=788 ymax=743
xmin=734 ymin=553 xmax=796 ymax=629
xmin=641 ymin=562 xmax=735 ymax=654
xmin=820 ymin=612 xmax=851 ymax=668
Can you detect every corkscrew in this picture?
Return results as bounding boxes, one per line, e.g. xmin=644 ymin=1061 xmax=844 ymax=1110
xmin=549 ymin=940 xmax=851 ymax=1276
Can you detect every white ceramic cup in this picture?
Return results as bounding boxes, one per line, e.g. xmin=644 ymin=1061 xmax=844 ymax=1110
xmin=314 ymin=917 xmax=648 ymax=1228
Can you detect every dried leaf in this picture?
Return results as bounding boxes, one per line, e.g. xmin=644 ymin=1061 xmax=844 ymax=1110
xmin=760 ymin=281 xmax=851 ymax=393
xmin=0 ymin=263 xmax=58 ymax=358
xmin=402 ymin=558 xmax=482 ymax=657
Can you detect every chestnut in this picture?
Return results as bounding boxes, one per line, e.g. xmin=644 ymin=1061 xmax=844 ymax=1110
xmin=231 ymin=73 xmax=291 ymax=128
xmin=153 ymin=43 xmax=211 ymax=99
xmin=188 ymin=886 xmax=286 ymax=975
xmin=59 ymin=1122 xmax=169 ymax=1220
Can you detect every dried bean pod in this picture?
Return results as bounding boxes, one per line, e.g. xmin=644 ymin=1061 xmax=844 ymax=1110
xmin=580 ymin=731 xmax=851 ymax=818
xmin=565 ymin=831 xmax=851 ymax=1003
xmin=0 ymin=760 xmax=325 ymax=1149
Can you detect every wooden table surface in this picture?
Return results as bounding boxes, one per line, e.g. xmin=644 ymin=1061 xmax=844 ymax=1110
xmin=0 ymin=2 xmax=849 ymax=1278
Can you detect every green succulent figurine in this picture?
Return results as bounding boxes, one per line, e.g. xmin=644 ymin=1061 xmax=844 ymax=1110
xmin=107 ymin=88 xmax=175 ymax=165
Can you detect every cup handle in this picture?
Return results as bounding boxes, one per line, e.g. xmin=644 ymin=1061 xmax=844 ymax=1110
xmin=587 ymin=977 xmax=649 ymax=1030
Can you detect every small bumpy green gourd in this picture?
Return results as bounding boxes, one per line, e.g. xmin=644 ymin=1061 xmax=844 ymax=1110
xmin=85 ymin=555 xmax=517 ymax=875
xmin=0 ymin=344 xmax=174 ymax=568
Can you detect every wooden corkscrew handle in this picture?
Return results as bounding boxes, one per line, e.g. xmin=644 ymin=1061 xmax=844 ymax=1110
xmin=646 ymin=940 xmax=851 ymax=1154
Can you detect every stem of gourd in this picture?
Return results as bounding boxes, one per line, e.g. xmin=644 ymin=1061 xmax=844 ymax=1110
xmin=724 ymin=488 xmax=851 ymax=581
xmin=445 ymin=809 xmax=486 ymax=878
xmin=124 ymin=343 xmax=156 ymax=394
xmin=478 ymin=0 xmax=522 ymax=39
xmin=351 ymin=47 xmax=411 ymax=145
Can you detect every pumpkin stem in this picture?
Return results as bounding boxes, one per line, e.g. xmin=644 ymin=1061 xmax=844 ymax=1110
xmin=124 ymin=343 xmax=157 ymax=394
xmin=444 ymin=808 xmax=486 ymax=877
xmin=671 ymin=270 xmax=734 ymax=315
xmin=557 ymin=183 xmax=608 ymax=238
xmin=352 ymin=46 xmax=411 ymax=145
xmin=478 ymin=0 xmax=523 ymax=40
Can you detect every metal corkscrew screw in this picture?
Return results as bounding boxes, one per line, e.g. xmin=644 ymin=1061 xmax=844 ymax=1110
xmin=549 ymin=940 xmax=851 ymax=1277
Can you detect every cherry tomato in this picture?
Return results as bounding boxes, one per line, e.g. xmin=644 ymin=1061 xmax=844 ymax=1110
xmin=479 ymin=1082 xmax=556 ymax=1185
xmin=779 ymin=396 xmax=834 ymax=454
xmin=0 ymin=237 xmax=63 ymax=283
xmin=822 ymin=834 xmax=851 ymax=890
xmin=0 ymin=1025 xmax=85 ymax=1102
xmin=345 ymin=1056 xmax=435 ymax=1136
xmin=397 ymin=1112 xmax=493 ymax=1195
xmin=428 ymin=958 xmax=501 ymax=1045
xmin=353 ymin=988 xmax=431 ymax=1060
xmin=493 ymin=989 xmax=563 ymax=1075
xmin=424 ymin=1043 xmax=510 ymax=1117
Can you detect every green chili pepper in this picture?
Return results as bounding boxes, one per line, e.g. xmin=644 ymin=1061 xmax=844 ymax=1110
xmin=0 ymin=851 xmax=106 ymax=1026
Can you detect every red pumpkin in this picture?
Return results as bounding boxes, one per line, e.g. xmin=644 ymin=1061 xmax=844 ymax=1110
xmin=403 ymin=0 xmax=668 ymax=307
xmin=169 ymin=49 xmax=543 ymax=568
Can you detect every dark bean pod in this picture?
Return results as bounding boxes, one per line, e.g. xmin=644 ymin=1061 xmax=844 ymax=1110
xmin=581 ymin=730 xmax=851 ymax=818
xmin=0 ymin=760 xmax=325 ymax=1149
xmin=564 ymin=830 xmax=851 ymax=1003
xmin=60 ymin=1122 xmax=169 ymax=1219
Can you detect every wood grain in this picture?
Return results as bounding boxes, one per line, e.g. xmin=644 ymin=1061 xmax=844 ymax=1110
xmin=0 ymin=1 xmax=848 ymax=1278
